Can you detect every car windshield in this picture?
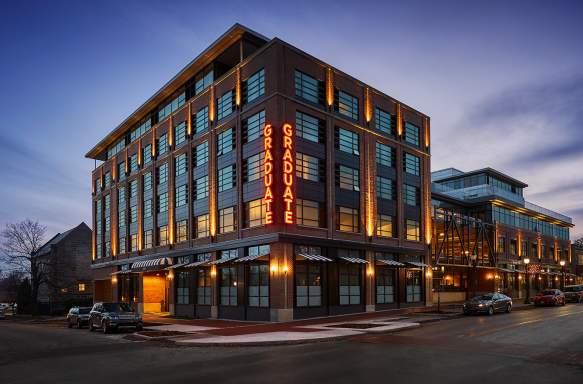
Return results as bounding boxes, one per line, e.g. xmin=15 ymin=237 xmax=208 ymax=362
xmin=474 ymin=295 xmax=493 ymax=301
xmin=541 ymin=290 xmax=555 ymax=296
xmin=564 ymin=286 xmax=581 ymax=292
xmin=78 ymin=308 xmax=91 ymax=314
xmin=102 ymin=303 xmax=133 ymax=312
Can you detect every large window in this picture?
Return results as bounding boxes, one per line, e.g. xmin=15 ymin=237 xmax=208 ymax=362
xmin=375 ymin=107 xmax=394 ymax=136
xmin=158 ymin=92 xmax=185 ymax=121
xmin=129 ymin=154 xmax=138 ymax=173
xmin=220 ymin=267 xmax=238 ymax=306
xmin=294 ymin=70 xmax=323 ymax=105
xmin=376 ymin=214 xmax=394 ymax=237
xmin=376 ymin=268 xmax=395 ymax=304
xmin=195 ymin=214 xmax=210 ymax=238
xmin=248 ymin=264 xmax=269 ymax=307
xmin=336 ymin=165 xmax=359 ymax=191
xmin=403 ymin=184 xmax=420 ymax=206
xmin=243 ymin=110 xmax=265 ymax=143
xmin=406 ymin=219 xmax=420 ymax=241
xmin=339 ymin=264 xmax=361 ymax=305
xmin=175 ymin=154 xmax=187 ymax=177
xmin=217 ymin=90 xmax=235 ymax=120
xmin=243 ymin=68 xmax=265 ymax=104
xmin=376 ymin=176 xmax=395 ymax=200
xmin=157 ymin=134 xmax=168 ymax=156
xmin=197 ymin=269 xmax=211 ymax=305
xmin=130 ymin=234 xmax=138 ymax=252
xmin=218 ymin=165 xmax=236 ymax=192
xmin=245 ymin=198 xmax=266 ymax=228
xmin=130 ymin=117 xmax=151 ymax=143
xmin=337 ymin=206 xmax=359 ymax=232
xmin=194 ymin=175 xmax=209 ymax=200
xmin=295 ymin=263 xmax=322 ymax=307
xmin=129 ymin=180 xmax=138 ymax=198
xmin=143 ymin=199 xmax=152 ymax=219
xmin=143 ymin=172 xmax=152 ymax=192
xmin=193 ymin=141 xmax=208 ymax=167
xmin=336 ymin=128 xmax=359 ymax=155
xmin=217 ymin=128 xmax=235 ymax=155
xmin=376 ymin=142 xmax=394 ymax=167
xmin=244 ymin=152 xmax=264 ymax=182
xmin=129 ymin=205 xmax=137 ymax=223
xmin=404 ymin=153 xmax=420 ymax=176
xmin=176 ymin=220 xmax=187 ymax=242
xmin=296 ymin=199 xmax=322 ymax=228
xmin=118 ymin=162 xmax=126 ymax=181
xmin=194 ymin=106 xmax=209 ymax=134
xmin=335 ymin=90 xmax=359 ymax=120
xmin=176 ymin=271 xmax=190 ymax=304
xmin=406 ymin=270 xmax=422 ymax=302
xmin=158 ymin=225 xmax=168 ymax=246
xmin=157 ymin=193 xmax=168 ymax=213
xmin=174 ymin=121 xmax=187 ymax=146
xmin=143 ymin=230 xmax=152 ymax=249
xmin=219 ymin=206 xmax=236 ymax=233
xmin=157 ymin=163 xmax=168 ymax=185
xmin=143 ymin=144 xmax=152 ymax=165
xmin=297 ymin=153 xmax=322 ymax=182
xmin=296 ymin=111 xmax=324 ymax=143
xmin=404 ymin=122 xmax=420 ymax=146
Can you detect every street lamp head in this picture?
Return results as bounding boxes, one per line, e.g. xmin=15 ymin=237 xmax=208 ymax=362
xmin=559 ymin=260 xmax=565 ymax=266
xmin=523 ymin=258 xmax=530 ymax=265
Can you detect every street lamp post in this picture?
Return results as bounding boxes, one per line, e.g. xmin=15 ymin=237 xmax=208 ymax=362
xmin=469 ymin=253 xmax=478 ymax=299
xmin=524 ymin=258 xmax=531 ymax=304
xmin=559 ymin=260 xmax=566 ymax=291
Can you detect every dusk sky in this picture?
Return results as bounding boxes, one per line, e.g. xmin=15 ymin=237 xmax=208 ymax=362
xmin=1 ymin=0 xmax=582 ymax=245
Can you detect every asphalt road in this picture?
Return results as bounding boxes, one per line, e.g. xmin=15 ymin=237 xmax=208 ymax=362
xmin=2 ymin=305 xmax=583 ymax=383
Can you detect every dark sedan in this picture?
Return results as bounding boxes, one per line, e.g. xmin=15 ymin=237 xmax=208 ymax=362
xmin=88 ymin=302 xmax=143 ymax=334
xmin=66 ymin=306 xmax=92 ymax=328
xmin=563 ymin=285 xmax=583 ymax=303
xmin=533 ymin=289 xmax=565 ymax=306
xmin=463 ymin=293 xmax=512 ymax=315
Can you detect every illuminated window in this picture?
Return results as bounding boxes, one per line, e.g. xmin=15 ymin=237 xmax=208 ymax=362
xmin=296 ymin=199 xmax=322 ymax=228
xmin=375 ymin=107 xmax=395 ymax=136
xmin=294 ymin=70 xmax=324 ymax=105
xmin=335 ymin=128 xmax=359 ymax=155
xmin=157 ymin=133 xmax=168 ymax=156
xmin=219 ymin=206 xmax=236 ymax=233
xmin=217 ymin=128 xmax=235 ymax=155
xmin=335 ymin=90 xmax=359 ymax=120
xmin=194 ymin=175 xmax=209 ymax=200
xmin=376 ymin=176 xmax=395 ymax=200
xmin=143 ymin=230 xmax=152 ymax=249
xmin=244 ymin=152 xmax=264 ymax=182
xmin=406 ymin=270 xmax=422 ymax=302
xmin=405 ymin=220 xmax=420 ymax=241
xmin=158 ymin=92 xmax=185 ymax=121
xmin=296 ymin=153 xmax=322 ymax=182
xmin=193 ymin=141 xmax=208 ymax=167
xmin=337 ymin=206 xmax=359 ymax=233
xmin=220 ymin=267 xmax=238 ymax=306
xmin=295 ymin=263 xmax=322 ymax=307
xmin=376 ymin=142 xmax=394 ymax=167
xmin=218 ymin=165 xmax=236 ymax=192
xmin=143 ymin=172 xmax=152 ymax=192
xmin=157 ymin=193 xmax=168 ymax=213
xmin=336 ymin=165 xmax=360 ymax=191
xmin=217 ymin=90 xmax=235 ymax=120
xmin=130 ymin=233 xmax=138 ymax=251
xmin=143 ymin=144 xmax=152 ymax=165
xmin=78 ymin=283 xmax=86 ymax=292
xmin=403 ymin=184 xmax=420 ymax=206
xmin=176 ymin=220 xmax=187 ymax=243
xmin=296 ymin=111 xmax=324 ymax=143
xmin=175 ymin=185 xmax=188 ymax=207
xmin=129 ymin=154 xmax=138 ymax=173
xmin=403 ymin=153 xmax=420 ymax=176
xmin=498 ymin=237 xmax=506 ymax=255
xmin=245 ymin=198 xmax=266 ymax=228
xmin=195 ymin=214 xmax=209 ymax=238
xmin=118 ymin=235 xmax=126 ymax=254
xmin=174 ymin=121 xmax=187 ymax=146
xmin=143 ymin=199 xmax=152 ymax=219
xmin=243 ymin=68 xmax=265 ymax=104
xmin=404 ymin=122 xmax=420 ymax=146
xmin=157 ymin=225 xmax=168 ymax=246
xmin=195 ymin=106 xmax=209 ymax=134
xmin=157 ymin=163 xmax=168 ymax=184
xmin=243 ymin=110 xmax=265 ymax=143
xmin=376 ymin=214 xmax=394 ymax=237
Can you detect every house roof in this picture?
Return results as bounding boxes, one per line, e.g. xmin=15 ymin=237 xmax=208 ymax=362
xmin=34 ymin=222 xmax=90 ymax=257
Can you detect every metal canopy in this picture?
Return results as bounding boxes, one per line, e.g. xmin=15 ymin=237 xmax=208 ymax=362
xmin=131 ymin=257 xmax=172 ymax=271
xmin=208 ymin=256 xmax=239 ymax=265
xmin=406 ymin=261 xmax=429 ymax=268
xmin=235 ymin=254 xmax=268 ymax=263
xmin=183 ymin=260 xmax=210 ymax=268
xmin=166 ymin=261 xmax=191 ymax=270
xmin=377 ymin=259 xmax=405 ymax=267
xmin=297 ymin=254 xmax=333 ymax=262
xmin=338 ymin=256 xmax=369 ymax=264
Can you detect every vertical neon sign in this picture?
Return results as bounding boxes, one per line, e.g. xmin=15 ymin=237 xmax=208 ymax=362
xmin=263 ymin=124 xmax=274 ymax=224
xmin=282 ymin=123 xmax=294 ymax=224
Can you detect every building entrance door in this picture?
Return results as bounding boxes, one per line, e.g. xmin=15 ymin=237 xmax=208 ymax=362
xmin=142 ymin=273 xmax=169 ymax=313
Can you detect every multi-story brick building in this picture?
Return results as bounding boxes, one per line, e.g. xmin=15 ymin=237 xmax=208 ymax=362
xmin=86 ymin=24 xmax=432 ymax=321
xmin=431 ymin=167 xmax=573 ymax=302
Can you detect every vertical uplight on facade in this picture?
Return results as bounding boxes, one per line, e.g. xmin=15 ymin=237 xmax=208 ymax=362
xmin=151 ymin=127 xmax=156 ymax=158
xmin=209 ymin=86 xmax=215 ymax=123
xmin=397 ymin=103 xmax=403 ymax=137
xmin=364 ymin=87 xmax=372 ymax=123
xmin=235 ymin=67 xmax=241 ymax=107
xmin=282 ymin=123 xmax=294 ymax=224
xmin=365 ymin=140 xmax=374 ymax=237
xmin=168 ymin=119 xmax=173 ymax=147
xmin=187 ymin=103 xmax=192 ymax=136
xmin=263 ymin=124 xmax=274 ymax=224
xmin=326 ymin=68 xmax=334 ymax=107
xmin=137 ymin=139 xmax=142 ymax=166
xmin=124 ymin=149 xmax=129 ymax=174
xmin=424 ymin=117 xmax=430 ymax=148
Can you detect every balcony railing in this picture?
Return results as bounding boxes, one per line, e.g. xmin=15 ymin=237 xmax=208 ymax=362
xmin=432 ymin=183 xmax=525 ymax=205
xmin=524 ymin=201 xmax=572 ymax=224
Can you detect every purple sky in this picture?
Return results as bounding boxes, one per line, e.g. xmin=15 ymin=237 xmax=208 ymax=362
xmin=1 ymin=0 xmax=582 ymax=244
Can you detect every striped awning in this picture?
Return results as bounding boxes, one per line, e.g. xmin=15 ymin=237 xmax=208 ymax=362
xmin=184 ymin=260 xmax=210 ymax=268
xmin=235 ymin=254 xmax=268 ymax=263
xmin=131 ymin=257 xmax=172 ymax=271
xmin=377 ymin=259 xmax=405 ymax=267
xmin=406 ymin=261 xmax=429 ymax=268
xmin=498 ymin=268 xmax=516 ymax=273
xmin=110 ymin=270 xmax=132 ymax=275
xmin=338 ymin=256 xmax=369 ymax=264
xmin=208 ymin=256 xmax=238 ymax=265
xmin=297 ymin=254 xmax=333 ymax=262
xmin=166 ymin=261 xmax=191 ymax=270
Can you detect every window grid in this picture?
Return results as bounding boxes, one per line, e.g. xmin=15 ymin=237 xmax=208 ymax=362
xmin=193 ymin=141 xmax=208 ymax=167
xmin=296 ymin=153 xmax=322 ymax=182
xmin=336 ymin=165 xmax=360 ymax=191
xmin=217 ymin=128 xmax=235 ymax=156
xmin=175 ymin=154 xmax=187 ymax=177
xmin=376 ymin=176 xmax=395 ymax=200
xmin=195 ymin=106 xmax=209 ymax=134
xmin=218 ymin=165 xmax=236 ymax=192
xmin=245 ymin=199 xmax=266 ymax=228
xmin=335 ymin=90 xmax=359 ymax=120
xmin=337 ymin=206 xmax=359 ymax=232
xmin=404 ymin=122 xmax=420 ymax=146
xmin=243 ymin=110 xmax=265 ymax=143
xmin=376 ymin=142 xmax=395 ymax=167
xmin=174 ymin=121 xmax=187 ymax=146
xmin=296 ymin=199 xmax=321 ymax=228
xmin=194 ymin=175 xmax=209 ymax=200
xmin=244 ymin=152 xmax=264 ymax=182
xmin=217 ymin=90 xmax=235 ymax=120
xmin=336 ymin=128 xmax=359 ymax=155
xmin=404 ymin=153 xmax=421 ymax=176
xmin=376 ymin=214 xmax=394 ymax=237
xmin=175 ymin=184 xmax=188 ymax=207
xmin=157 ymin=193 xmax=168 ymax=213
xmin=243 ymin=69 xmax=265 ymax=104
xmin=219 ymin=206 xmax=236 ymax=233
xmin=294 ymin=70 xmax=324 ymax=105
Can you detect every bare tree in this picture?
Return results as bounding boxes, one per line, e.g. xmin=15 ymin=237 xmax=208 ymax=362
xmin=0 ymin=219 xmax=47 ymax=308
xmin=575 ymin=238 xmax=583 ymax=247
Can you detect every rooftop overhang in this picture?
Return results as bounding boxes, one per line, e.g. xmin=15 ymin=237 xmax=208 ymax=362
xmin=490 ymin=199 xmax=574 ymax=228
xmin=85 ymin=23 xmax=269 ymax=160
xmin=434 ymin=167 xmax=528 ymax=188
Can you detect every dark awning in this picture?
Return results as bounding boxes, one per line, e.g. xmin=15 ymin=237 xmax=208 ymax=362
xmin=166 ymin=261 xmax=191 ymax=270
xmin=183 ymin=260 xmax=210 ymax=268
xmin=131 ymin=257 xmax=172 ymax=271
xmin=377 ymin=259 xmax=405 ymax=267
xmin=297 ymin=254 xmax=333 ymax=262
xmin=208 ymin=256 xmax=238 ymax=265
xmin=406 ymin=261 xmax=429 ymax=268
xmin=235 ymin=254 xmax=269 ymax=263
xmin=338 ymin=256 xmax=369 ymax=264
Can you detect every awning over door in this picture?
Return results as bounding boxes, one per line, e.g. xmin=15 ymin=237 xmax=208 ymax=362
xmin=184 ymin=260 xmax=210 ymax=268
xmin=131 ymin=257 xmax=172 ymax=272
xmin=338 ymin=256 xmax=369 ymax=264
xmin=297 ymin=254 xmax=333 ymax=262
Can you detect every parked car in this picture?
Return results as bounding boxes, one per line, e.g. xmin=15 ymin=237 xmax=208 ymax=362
xmin=463 ymin=293 xmax=512 ymax=315
xmin=66 ymin=306 xmax=92 ymax=328
xmin=563 ymin=285 xmax=583 ymax=303
xmin=88 ymin=302 xmax=143 ymax=334
xmin=533 ymin=289 xmax=565 ymax=306
xmin=0 ymin=307 xmax=5 ymax=320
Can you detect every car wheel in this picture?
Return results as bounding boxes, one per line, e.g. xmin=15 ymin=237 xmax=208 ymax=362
xmin=506 ymin=304 xmax=512 ymax=313
xmin=89 ymin=320 xmax=95 ymax=332
xmin=488 ymin=306 xmax=494 ymax=316
xmin=67 ymin=320 xmax=73 ymax=328
xmin=135 ymin=324 xmax=143 ymax=332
